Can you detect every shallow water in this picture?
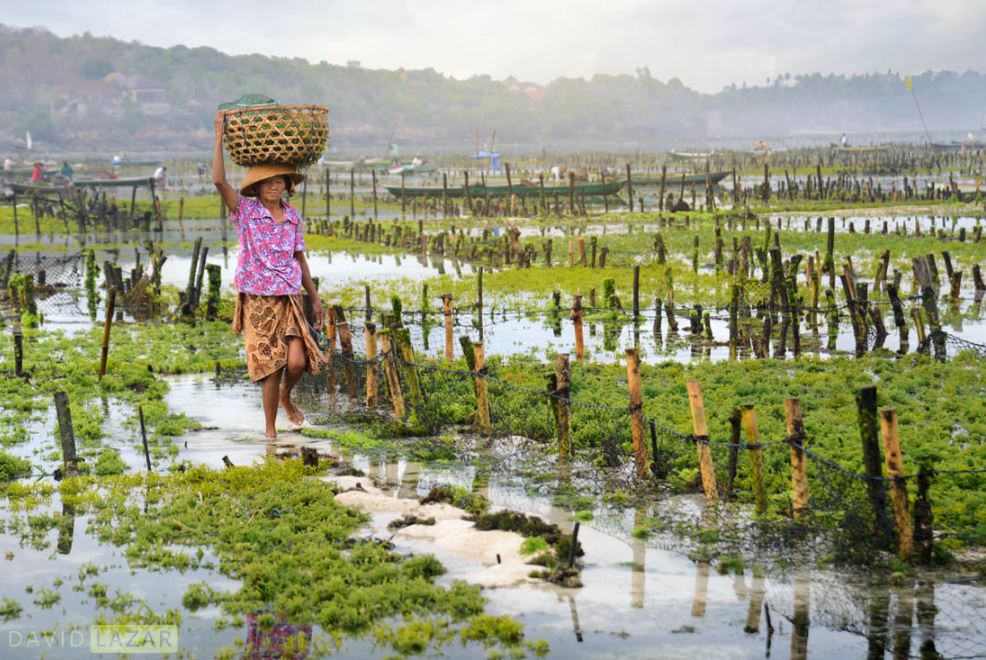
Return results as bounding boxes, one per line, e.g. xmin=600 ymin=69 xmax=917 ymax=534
xmin=164 ymin=377 xmax=986 ymax=659
xmin=2 ymin=373 xmax=984 ymax=657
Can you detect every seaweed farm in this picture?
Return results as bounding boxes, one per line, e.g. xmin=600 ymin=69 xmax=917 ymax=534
xmin=2 ymin=148 xmax=986 ymax=659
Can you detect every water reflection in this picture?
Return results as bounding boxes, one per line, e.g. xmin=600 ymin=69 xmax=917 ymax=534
xmin=244 ymin=610 xmax=312 ymax=659
xmin=56 ymin=502 xmax=75 ymax=555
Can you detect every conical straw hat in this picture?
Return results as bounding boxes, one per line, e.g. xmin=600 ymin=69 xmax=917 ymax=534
xmin=239 ymin=163 xmax=305 ymax=197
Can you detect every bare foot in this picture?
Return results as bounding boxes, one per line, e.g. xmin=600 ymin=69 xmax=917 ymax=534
xmin=279 ymin=392 xmax=305 ymax=427
xmin=265 ymin=431 xmax=278 ymax=441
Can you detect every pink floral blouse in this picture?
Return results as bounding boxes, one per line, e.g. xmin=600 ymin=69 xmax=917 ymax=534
xmin=231 ymin=197 xmax=306 ymax=296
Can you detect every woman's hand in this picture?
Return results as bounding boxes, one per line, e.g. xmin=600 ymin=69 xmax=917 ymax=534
xmin=214 ymin=110 xmax=226 ymax=138
xmin=311 ymin=297 xmax=325 ymax=332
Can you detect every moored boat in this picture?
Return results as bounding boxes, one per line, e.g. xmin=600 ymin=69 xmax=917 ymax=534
xmin=384 ymin=179 xmax=627 ymax=199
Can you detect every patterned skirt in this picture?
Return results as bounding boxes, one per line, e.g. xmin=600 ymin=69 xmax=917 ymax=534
xmin=232 ymin=292 xmax=328 ymax=382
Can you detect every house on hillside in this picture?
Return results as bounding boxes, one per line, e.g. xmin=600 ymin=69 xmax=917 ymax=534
xmin=55 ymin=80 xmax=120 ymax=118
xmin=117 ymin=75 xmax=171 ymax=115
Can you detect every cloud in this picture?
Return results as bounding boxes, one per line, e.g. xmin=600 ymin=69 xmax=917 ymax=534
xmin=2 ymin=0 xmax=984 ymax=91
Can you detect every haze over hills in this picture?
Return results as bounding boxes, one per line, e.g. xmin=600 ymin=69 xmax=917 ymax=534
xmin=2 ymin=24 xmax=986 ymax=153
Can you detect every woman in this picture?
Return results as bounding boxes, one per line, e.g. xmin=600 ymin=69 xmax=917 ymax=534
xmin=213 ymin=110 xmax=327 ymax=440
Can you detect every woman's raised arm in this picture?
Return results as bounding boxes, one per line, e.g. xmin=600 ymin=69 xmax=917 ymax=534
xmin=212 ymin=111 xmax=240 ymax=212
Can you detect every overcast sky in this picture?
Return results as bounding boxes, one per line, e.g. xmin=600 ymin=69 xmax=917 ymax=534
xmin=2 ymin=0 xmax=984 ymax=92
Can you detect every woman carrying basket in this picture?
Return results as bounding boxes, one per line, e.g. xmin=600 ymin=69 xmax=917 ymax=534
xmin=213 ymin=110 xmax=327 ymax=440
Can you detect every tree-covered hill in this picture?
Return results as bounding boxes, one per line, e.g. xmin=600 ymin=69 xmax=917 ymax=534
xmin=2 ymin=24 xmax=984 ymax=151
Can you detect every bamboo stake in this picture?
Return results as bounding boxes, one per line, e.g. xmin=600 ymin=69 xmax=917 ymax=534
xmin=326 ymin=307 xmax=337 ymax=409
xmin=138 ymin=405 xmax=152 ymax=472
xmin=54 ymin=391 xmax=79 ymax=478
xmin=98 ymin=286 xmax=116 ymax=380
xmin=397 ymin=327 xmax=423 ymax=417
xmin=625 ymin=349 xmax=648 ymax=479
xmin=686 ymin=380 xmax=719 ymax=503
xmin=785 ymin=398 xmax=809 ymax=517
xmin=473 ymin=342 xmax=491 ymax=432
xmin=857 ymin=386 xmax=893 ymax=546
xmin=379 ymin=332 xmax=405 ymax=419
xmin=740 ymin=405 xmax=768 ymax=516
xmin=442 ymin=293 xmax=454 ymax=362
xmin=880 ymin=408 xmax=913 ymax=560
xmin=571 ymin=294 xmax=584 ymax=360
xmin=365 ymin=323 xmax=378 ymax=408
xmin=333 ymin=305 xmax=358 ymax=402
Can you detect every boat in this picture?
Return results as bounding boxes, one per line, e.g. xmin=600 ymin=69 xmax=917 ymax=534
xmin=5 ymin=182 xmax=72 ymax=195
xmin=631 ymin=171 xmax=730 ymax=187
xmin=668 ymin=151 xmax=712 ymax=162
xmin=73 ymin=176 xmax=156 ymax=189
xmin=828 ymin=144 xmax=891 ymax=154
xmin=930 ymin=141 xmax=986 ymax=151
xmin=384 ymin=179 xmax=627 ymax=199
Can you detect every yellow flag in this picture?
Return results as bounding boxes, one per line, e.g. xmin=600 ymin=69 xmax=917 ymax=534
xmin=906 ymin=76 xmax=912 ymax=92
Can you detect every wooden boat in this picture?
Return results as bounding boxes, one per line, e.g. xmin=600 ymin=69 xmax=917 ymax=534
xmin=931 ymin=141 xmax=986 ymax=151
xmin=631 ymin=171 xmax=730 ymax=187
xmin=74 ymin=176 xmax=156 ymax=188
xmin=5 ymin=182 xmax=71 ymax=195
xmin=828 ymin=144 xmax=891 ymax=154
xmin=668 ymin=151 xmax=711 ymax=161
xmin=385 ymin=179 xmax=626 ymax=199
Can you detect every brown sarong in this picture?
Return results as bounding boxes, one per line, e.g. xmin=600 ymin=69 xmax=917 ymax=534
xmin=233 ymin=292 xmax=328 ymax=382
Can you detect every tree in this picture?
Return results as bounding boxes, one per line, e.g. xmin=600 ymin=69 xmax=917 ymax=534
xmin=81 ymin=58 xmax=114 ymax=79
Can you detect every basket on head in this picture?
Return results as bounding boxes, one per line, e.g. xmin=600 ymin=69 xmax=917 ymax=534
xmin=222 ymin=104 xmax=329 ymax=169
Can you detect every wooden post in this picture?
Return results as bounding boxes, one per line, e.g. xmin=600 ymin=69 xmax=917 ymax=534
xmin=857 ymin=386 xmax=892 ymax=546
xmin=333 ymin=305 xmax=358 ymax=402
xmin=556 ymin=354 xmax=572 ymax=461
xmin=400 ymin=171 xmax=406 ymax=219
xmin=371 ymin=169 xmax=378 ymax=220
xmin=601 ymin=169 xmax=610 ymax=213
xmin=54 ymin=392 xmax=79 ymax=478
xmin=13 ymin=326 xmax=23 ymax=377
xmin=880 ymin=408 xmax=913 ymax=560
xmin=785 ymin=398 xmax=808 ymax=517
xmin=365 ymin=323 xmax=378 ymax=408
xmin=325 ymin=167 xmax=331 ymax=218
xmin=632 ymin=265 xmax=640 ymax=320
xmin=185 ymin=236 xmax=202 ymax=310
xmin=659 ymin=164 xmax=667 ymax=211
xmin=473 ymin=343 xmax=491 ymax=432
xmin=379 ymin=332 xmax=405 ymax=419
xmin=98 ymin=287 xmax=116 ymax=380
xmin=477 ymin=266 xmax=484 ymax=342
xmin=441 ymin=293 xmax=454 ymax=362
xmin=11 ymin=192 xmax=18 ymax=237
xmin=568 ymin=172 xmax=576 ymax=215
xmin=397 ymin=328 xmax=424 ymax=416
xmin=138 ymin=405 xmax=152 ymax=472
xmin=349 ymin=168 xmax=355 ymax=218
xmin=740 ymin=405 xmax=768 ymax=516
xmin=625 ymin=349 xmax=648 ymax=479
xmin=326 ymin=307 xmax=337 ymax=408
xmin=572 ymin=294 xmax=584 ymax=360
xmin=442 ymin=171 xmax=449 ymax=218
xmin=685 ymin=381 xmax=719 ymax=503
xmin=626 ymin=163 xmax=634 ymax=212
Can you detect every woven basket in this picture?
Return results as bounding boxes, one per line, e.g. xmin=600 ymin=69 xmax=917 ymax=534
xmin=222 ymin=104 xmax=329 ymax=168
